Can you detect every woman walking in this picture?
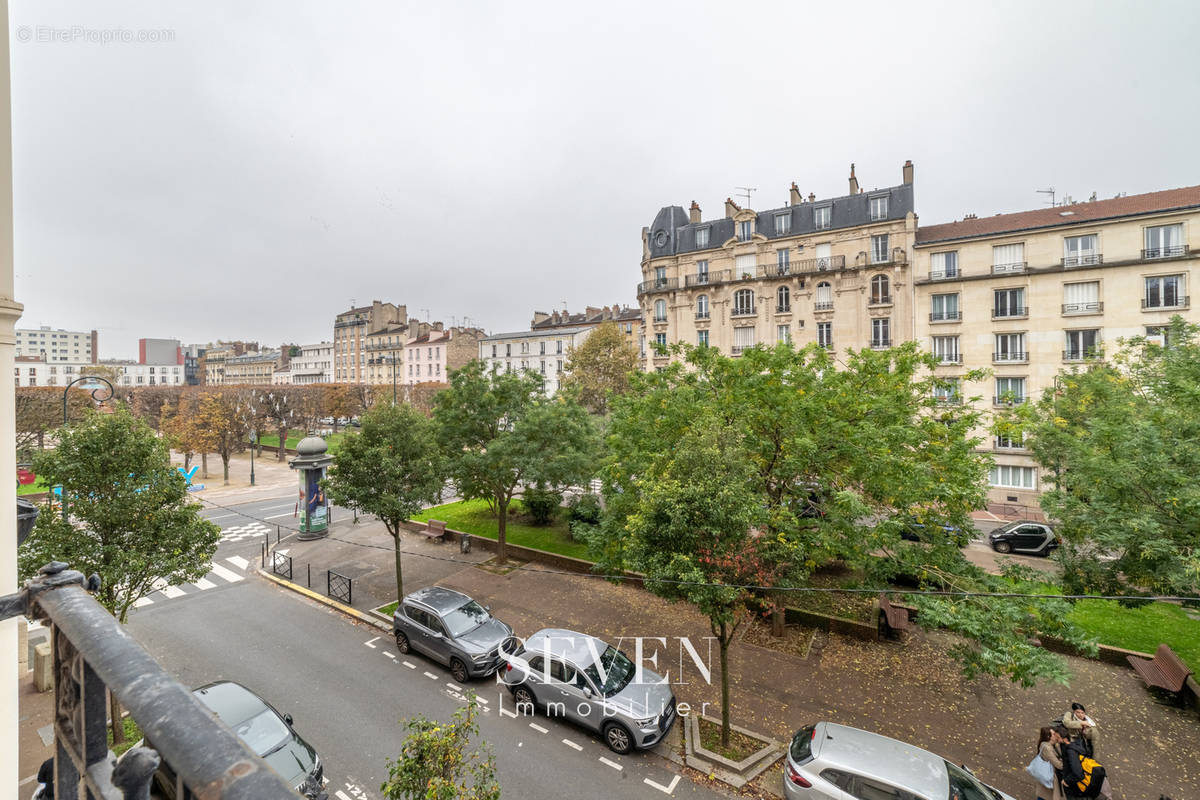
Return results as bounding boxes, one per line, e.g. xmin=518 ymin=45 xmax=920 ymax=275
xmin=1029 ymin=726 xmax=1064 ymax=800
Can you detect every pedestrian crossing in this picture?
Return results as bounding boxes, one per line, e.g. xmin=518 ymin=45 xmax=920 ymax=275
xmin=132 ymin=557 xmax=251 ymax=608
xmin=218 ymin=521 xmax=272 ymax=544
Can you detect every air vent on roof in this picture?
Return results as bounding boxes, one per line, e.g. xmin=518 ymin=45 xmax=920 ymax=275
xmin=1059 ymin=211 xmax=1075 ymax=216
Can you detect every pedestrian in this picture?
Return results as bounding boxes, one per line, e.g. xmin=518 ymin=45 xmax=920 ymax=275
xmin=1054 ymin=725 xmax=1112 ymax=799
xmin=36 ymin=756 xmax=54 ymax=799
xmin=1061 ymin=702 xmax=1098 ymax=757
xmin=1028 ymin=726 xmax=1060 ymax=800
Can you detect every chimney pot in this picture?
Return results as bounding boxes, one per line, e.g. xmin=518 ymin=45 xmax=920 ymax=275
xmin=848 ymin=163 xmax=860 ymax=195
xmin=689 ymin=201 xmax=702 ymax=224
xmin=808 ymin=192 xmax=816 ymax=202
xmin=789 ymin=182 xmax=802 ymax=206
xmin=902 ymin=159 xmax=914 ymax=185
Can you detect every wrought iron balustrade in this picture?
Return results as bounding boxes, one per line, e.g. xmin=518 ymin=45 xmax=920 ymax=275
xmin=1062 ymin=253 xmax=1103 ymax=268
xmin=991 ymin=261 xmax=1027 ymax=274
xmin=992 ymin=306 xmax=1028 ymax=319
xmin=1141 ymin=295 xmax=1189 ymax=309
xmin=1062 ymin=301 xmax=1103 ymax=314
xmin=992 ymin=351 xmax=1027 ymax=362
xmin=1142 ymin=245 xmax=1188 ymax=259
xmin=929 ymin=311 xmax=962 ymax=322
xmin=636 ymin=277 xmax=679 ymax=295
xmin=927 ymin=270 xmax=959 ymax=280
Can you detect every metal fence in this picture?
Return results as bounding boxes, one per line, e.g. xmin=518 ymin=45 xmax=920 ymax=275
xmin=327 ymin=570 xmax=352 ymax=605
xmin=271 ymin=551 xmax=292 ymax=581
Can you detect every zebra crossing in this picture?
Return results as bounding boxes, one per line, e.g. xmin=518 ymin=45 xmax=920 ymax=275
xmin=218 ymin=520 xmax=272 ymax=544
xmin=132 ymin=556 xmax=251 ymax=608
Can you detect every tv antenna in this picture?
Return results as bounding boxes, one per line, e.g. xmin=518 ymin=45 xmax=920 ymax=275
xmin=734 ymin=186 xmax=757 ymax=206
xmin=1036 ymin=187 xmax=1056 ymax=207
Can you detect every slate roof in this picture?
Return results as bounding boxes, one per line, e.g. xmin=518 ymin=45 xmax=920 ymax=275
xmin=916 ymin=185 xmax=1200 ymax=245
xmin=482 ymin=326 xmax=596 ymax=343
xmin=530 ymin=306 xmax=641 ymax=330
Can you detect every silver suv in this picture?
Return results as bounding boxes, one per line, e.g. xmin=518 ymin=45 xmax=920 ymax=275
xmin=501 ymin=628 xmax=677 ymax=755
xmin=393 ymin=586 xmax=514 ymax=683
xmin=784 ymin=722 xmax=1015 ymax=800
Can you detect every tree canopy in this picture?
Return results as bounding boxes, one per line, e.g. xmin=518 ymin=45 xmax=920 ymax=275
xmin=560 ymin=321 xmax=640 ymax=415
xmin=380 ymin=694 xmax=499 ymax=800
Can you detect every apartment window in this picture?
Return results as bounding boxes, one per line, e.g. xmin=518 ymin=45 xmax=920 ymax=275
xmin=521 ymin=342 xmax=529 ymax=354
xmin=814 ymin=205 xmax=831 ymax=230
xmin=869 ymin=274 xmax=890 ymax=304
xmin=654 ymin=299 xmax=667 ymax=322
xmin=1063 ymin=281 xmax=1101 ymax=314
xmin=774 ymin=213 xmax=791 ymax=235
xmin=654 ymin=332 xmax=667 ymax=349
xmin=506 ymin=344 xmax=511 ymax=356
xmin=557 ymin=359 xmax=563 ymax=372
xmin=655 ymin=266 xmax=667 ymax=287
xmin=993 ymin=288 xmax=1026 ymax=318
xmin=870 ymin=318 xmax=891 ymax=348
xmin=732 ymin=326 xmax=756 ymax=354
xmin=994 ymin=333 xmax=1026 ymax=362
xmin=815 ymin=281 xmax=833 ymax=310
xmin=777 ymin=324 xmax=791 ymax=344
xmin=932 ymin=335 xmax=960 ymax=364
xmin=995 ymin=432 xmax=1024 ymax=450
xmin=695 ymin=260 xmax=709 ymax=283
xmin=990 ymin=465 xmax=1036 ymax=490
xmin=992 ymin=243 xmax=1025 ymax=273
xmin=695 ymin=227 xmax=710 ymax=249
xmin=540 ymin=341 xmax=546 ymax=355
xmin=733 ymin=288 xmax=755 ymax=316
xmin=696 ymin=294 xmax=710 ymax=319
xmin=557 ymin=340 xmax=563 ymax=354
xmin=1144 ymin=223 xmax=1184 ymax=258
xmin=930 ymin=293 xmax=960 ymax=321
xmin=995 ymin=376 xmax=1026 ymax=405
xmin=1063 ymin=234 xmax=1099 ymax=267
xmin=776 ymin=248 xmax=790 ymax=273
xmin=776 ymin=286 xmax=790 ymax=312
xmin=930 ymin=251 xmax=958 ymax=279
xmin=492 ymin=345 xmax=497 ymax=357
xmin=1145 ymin=326 xmax=1175 ymax=347
xmin=1144 ymin=274 xmax=1184 ymax=309
xmin=540 ymin=360 xmax=546 ymax=375
xmin=697 ymin=329 xmax=709 ymax=347
xmin=870 ymin=234 xmax=890 ymax=264
xmin=738 ymin=220 xmax=752 ymax=241
xmin=815 ymin=243 xmax=833 ymax=271
xmin=869 ymin=195 xmax=888 ymax=221
xmin=735 ymin=253 xmax=756 ymax=277
xmin=1065 ymin=329 xmax=1101 ymax=360
xmin=933 ymin=379 xmax=960 ymax=404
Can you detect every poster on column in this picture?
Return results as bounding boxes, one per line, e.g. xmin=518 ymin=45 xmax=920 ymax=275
xmin=305 ymin=468 xmax=328 ymax=532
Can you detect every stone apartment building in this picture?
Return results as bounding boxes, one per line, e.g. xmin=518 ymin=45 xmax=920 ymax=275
xmin=334 ymin=301 xmax=407 ymax=383
xmin=224 ymin=350 xmax=285 ymax=385
xmin=402 ymin=324 xmax=484 ymax=386
xmin=530 ymin=305 xmax=643 ymax=355
xmin=198 ymin=341 xmax=258 ymax=386
xmin=479 ymin=326 xmax=595 ymax=395
xmin=914 ymin=185 xmax=1200 ymax=507
xmin=638 ymin=162 xmax=916 ymax=369
xmin=364 ymin=322 xmax=411 ymax=386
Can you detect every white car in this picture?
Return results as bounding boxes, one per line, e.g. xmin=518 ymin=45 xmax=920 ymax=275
xmin=784 ymin=722 xmax=1015 ymax=800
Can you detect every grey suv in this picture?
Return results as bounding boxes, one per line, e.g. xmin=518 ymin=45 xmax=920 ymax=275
xmin=393 ymin=586 xmax=514 ymax=683
xmin=501 ymin=628 xmax=677 ymax=755
xmin=784 ymin=722 xmax=1014 ymax=800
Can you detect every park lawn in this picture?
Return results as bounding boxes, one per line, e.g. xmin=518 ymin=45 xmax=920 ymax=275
xmin=18 ymin=477 xmax=49 ymax=495
xmin=255 ymin=430 xmax=345 ymax=453
xmin=411 ymin=498 xmax=588 ymax=560
xmin=1068 ymin=599 xmax=1200 ymax=672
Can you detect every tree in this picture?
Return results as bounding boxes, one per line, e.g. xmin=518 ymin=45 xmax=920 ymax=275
xmin=16 ymin=387 xmax=92 ymax=457
xmin=160 ymin=390 xmax=212 ymax=472
xmin=195 ymin=389 xmax=253 ymax=484
xmin=256 ymin=387 xmax=301 ymax=460
xmin=324 ymin=403 xmax=444 ymax=602
xmin=380 ymin=694 xmax=499 ymax=800
xmin=18 ymin=405 xmax=220 ymax=742
xmin=560 ymin=321 xmax=640 ymax=415
xmin=434 ymin=361 xmax=596 ymax=563
xmin=323 ymin=384 xmax=359 ymax=433
xmin=1012 ymin=316 xmax=1200 ymax=597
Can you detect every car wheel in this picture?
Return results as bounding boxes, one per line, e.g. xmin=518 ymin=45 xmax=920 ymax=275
xmin=512 ymin=685 xmax=537 ymax=713
xmin=450 ymin=658 xmax=469 ymax=684
xmin=992 ymin=540 xmax=1012 ymax=554
xmin=603 ymin=722 xmax=633 ymax=755
xmin=395 ymin=631 xmax=410 ymax=654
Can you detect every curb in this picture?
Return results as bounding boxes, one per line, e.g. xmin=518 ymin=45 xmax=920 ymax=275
xmin=257 ymin=568 xmax=391 ymax=632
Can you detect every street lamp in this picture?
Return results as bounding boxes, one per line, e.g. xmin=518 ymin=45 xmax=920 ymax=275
xmin=249 ymin=429 xmax=257 ymax=486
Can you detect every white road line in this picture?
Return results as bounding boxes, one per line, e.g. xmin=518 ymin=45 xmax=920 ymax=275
xmin=133 ymin=597 xmax=154 ymax=608
xmin=225 ymin=555 xmax=250 ymax=570
xmin=159 ymin=585 xmax=187 ymax=599
xmin=599 ymin=756 xmax=622 ymax=771
xmin=205 ymin=513 xmax=240 ymax=521
xmin=193 ymin=578 xmax=217 ymax=590
xmin=265 ymin=512 xmax=295 ymax=520
xmin=275 ymin=548 xmax=289 ymax=555
xmin=446 ymin=682 xmax=463 ymax=691
xmin=402 ymin=661 xmax=416 ymax=669
xmin=364 ymin=637 xmax=379 ymax=649
xmin=335 ymin=791 xmax=352 ymax=800
xmin=644 ymin=776 xmax=680 ymax=794
xmin=423 ymin=671 xmax=438 ymax=680
xmin=562 ymin=738 xmax=583 ymax=751
xmin=209 ymin=563 xmax=244 ymax=583
xmin=475 ymin=696 xmax=489 ymax=705
xmin=383 ymin=651 xmax=396 ymax=659
xmin=499 ymin=704 xmax=517 ymax=718
xmin=529 ymin=723 xmax=548 ymax=734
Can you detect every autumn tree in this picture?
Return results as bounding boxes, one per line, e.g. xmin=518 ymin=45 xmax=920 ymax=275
xmin=322 ymin=384 xmax=359 ymax=432
xmin=560 ymin=321 xmax=640 ymax=415
xmin=256 ymin=386 xmax=302 ymax=460
xmin=16 ymin=387 xmax=91 ymax=457
xmin=380 ymin=694 xmax=499 ymax=800
xmin=160 ymin=390 xmax=211 ymax=472
xmin=196 ymin=388 xmax=254 ymax=484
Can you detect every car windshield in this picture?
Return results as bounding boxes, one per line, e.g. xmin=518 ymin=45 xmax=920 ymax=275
xmin=441 ymin=600 xmax=490 ymax=638
xmin=583 ymin=645 xmax=636 ymax=697
xmin=945 ymin=761 xmax=997 ymax=800
xmin=232 ymin=708 xmax=291 ymax=756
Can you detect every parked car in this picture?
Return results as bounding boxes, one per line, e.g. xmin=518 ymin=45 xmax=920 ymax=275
xmin=898 ymin=515 xmax=969 ymax=546
xmin=784 ymin=721 xmax=1015 ymax=800
xmin=393 ymin=586 xmax=514 ymax=683
xmin=988 ymin=520 xmax=1058 ymax=556
xmin=148 ymin=681 xmax=326 ymax=799
xmin=501 ymin=628 xmax=677 ymax=755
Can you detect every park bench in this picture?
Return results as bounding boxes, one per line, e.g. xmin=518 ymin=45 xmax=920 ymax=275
xmin=1127 ymin=644 xmax=1192 ymax=700
xmin=419 ymin=519 xmax=447 ymax=543
xmin=877 ymin=593 xmax=913 ymax=638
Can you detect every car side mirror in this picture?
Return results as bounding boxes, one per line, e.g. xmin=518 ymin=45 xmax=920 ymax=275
xmin=583 ymin=686 xmax=594 ymax=698
xmin=484 ymin=605 xmax=492 ymax=613
xmin=284 ymin=714 xmax=294 ymax=726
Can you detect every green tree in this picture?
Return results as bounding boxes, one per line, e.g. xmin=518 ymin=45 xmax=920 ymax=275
xmin=19 ymin=406 xmax=220 ymax=741
xmin=381 ymin=694 xmax=499 ymax=800
xmin=325 ymin=403 xmax=444 ymax=602
xmin=560 ymin=321 xmax=640 ymax=415
xmin=195 ymin=389 xmax=253 ymax=484
xmin=1013 ymin=315 xmax=1200 ymax=596
xmin=16 ymin=387 xmax=91 ymax=457
xmin=434 ymin=361 xmax=596 ymax=563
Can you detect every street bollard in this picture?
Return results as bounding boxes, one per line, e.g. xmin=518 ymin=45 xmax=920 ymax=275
xmin=261 ymin=543 xmax=265 ymax=568
xmin=307 ymin=564 xmax=311 ymax=588
xmin=276 ymin=525 xmax=280 ymax=544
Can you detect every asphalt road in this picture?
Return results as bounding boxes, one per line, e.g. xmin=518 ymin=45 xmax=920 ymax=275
xmin=125 ymin=538 xmax=734 ymax=800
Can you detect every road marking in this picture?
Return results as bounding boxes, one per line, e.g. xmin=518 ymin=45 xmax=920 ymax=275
xmin=383 ymin=651 xmax=396 ymax=659
xmin=193 ymin=578 xmax=217 ymax=590
xmin=364 ymin=637 xmax=379 ymax=649
xmin=275 ymin=548 xmax=289 ymax=555
xmin=335 ymin=791 xmax=352 ymax=800
xmin=158 ymin=584 xmax=186 ymax=599
xmin=225 ymin=555 xmax=250 ymax=570
xmin=209 ymin=563 xmax=244 ymax=583
xmin=644 ymin=776 xmax=680 ymax=794
xmin=133 ymin=596 xmax=153 ymax=607
xmin=499 ymin=704 xmax=518 ymax=718
xmin=265 ymin=512 xmax=295 ymax=520
xmin=529 ymin=723 xmax=548 ymax=734
xmin=599 ymin=756 xmax=623 ymax=771
xmin=562 ymin=738 xmax=582 ymax=751
xmin=402 ymin=661 xmax=416 ymax=669
xmin=446 ymin=682 xmax=463 ymax=691
xmin=475 ymin=695 xmax=489 ymax=704
xmin=423 ymin=671 xmax=438 ymax=680
xmin=204 ymin=513 xmax=239 ymax=521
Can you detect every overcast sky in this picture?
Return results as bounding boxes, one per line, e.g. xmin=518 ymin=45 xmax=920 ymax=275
xmin=11 ymin=0 xmax=1199 ymax=359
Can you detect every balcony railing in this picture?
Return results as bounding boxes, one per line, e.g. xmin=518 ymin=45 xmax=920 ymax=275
xmin=928 ymin=270 xmax=959 ymax=281
xmin=992 ymin=307 xmax=1028 ymax=319
xmin=695 ymin=311 xmax=710 ymax=320
xmin=870 ymin=339 xmax=892 ymax=349
xmin=936 ymin=354 xmax=963 ymax=364
xmin=814 ymin=301 xmax=834 ymax=311
xmin=992 ymin=262 xmax=1027 ymax=274
xmin=1141 ymin=296 xmax=1189 ymax=310
xmin=637 ymin=277 xmax=679 ymax=295
xmin=731 ymin=306 xmax=756 ymax=317
xmin=1 ymin=563 xmax=301 ymax=799
xmin=1063 ymin=301 xmax=1103 ymax=315
xmin=934 ymin=394 xmax=962 ymax=405
xmin=1063 ymin=348 xmax=1102 ymax=361
xmin=929 ymin=311 xmax=962 ymax=322
xmin=993 ymin=395 xmax=1027 ymax=406
xmin=685 ymin=269 xmax=730 ymax=287
xmin=993 ymin=351 xmax=1027 ymax=363
xmin=653 ymin=316 xmax=667 ymax=323
xmin=776 ymin=304 xmax=791 ymax=313
xmin=868 ymin=295 xmax=893 ymax=306
xmin=756 ymin=255 xmax=846 ymax=279
xmin=1062 ymin=253 xmax=1103 ymax=268
xmin=731 ymin=345 xmax=750 ymax=355
xmin=1142 ymin=245 xmax=1189 ymax=259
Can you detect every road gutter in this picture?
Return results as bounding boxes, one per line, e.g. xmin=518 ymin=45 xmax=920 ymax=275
xmin=257 ymin=568 xmax=391 ymax=632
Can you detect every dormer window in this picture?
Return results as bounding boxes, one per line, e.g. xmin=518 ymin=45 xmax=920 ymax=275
xmin=869 ymin=195 xmax=889 ymax=221
xmin=774 ymin=213 xmax=791 ymax=235
xmin=814 ymin=206 xmax=831 ymax=230
xmin=695 ymin=227 xmax=710 ymax=249
xmin=738 ymin=220 xmax=752 ymax=242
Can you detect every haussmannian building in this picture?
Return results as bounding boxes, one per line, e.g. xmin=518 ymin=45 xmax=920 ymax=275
xmin=334 ymin=301 xmax=407 ymax=383
xmin=638 ymin=161 xmax=917 ymax=369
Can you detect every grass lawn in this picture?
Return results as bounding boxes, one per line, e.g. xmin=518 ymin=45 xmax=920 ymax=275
xmin=109 ymin=716 xmax=143 ymax=757
xmin=18 ymin=477 xmax=49 ymax=496
xmin=1067 ymin=599 xmax=1200 ymax=671
xmin=379 ymin=601 xmax=399 ymax=616
xmin=412 ymin=498 xmax=589 ymax=560
xmin=254 ymin=430 xmax=345 ymax=453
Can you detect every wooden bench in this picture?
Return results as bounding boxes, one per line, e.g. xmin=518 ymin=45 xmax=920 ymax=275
xmin=878 ymin=593 xmax=913 ymax=638
xmin=1128 ymin=644 xmax=1192 ymax=699
xmin=418 ymin=519 xmax=447 ymax=542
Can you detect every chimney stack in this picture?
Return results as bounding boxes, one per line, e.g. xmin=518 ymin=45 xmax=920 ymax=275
xmin=689 ymin=201 xmax=702 ymax=224
xmin=432 ymin=321 xmax=443 ymax=332
xmin=724 ymin=197 xmax=741 ymax=218
xmin=789 ymin=182 xmax=802 ymax=205
xmin=808 ymin=193 xmax=816 ymax=202
xmin=531 ymin=311 xmax=550 ymax=327
xmin=902 ymin=159 xmax=913 ymax=185
xmin=848 ymin=163 xmax=859 ymax=195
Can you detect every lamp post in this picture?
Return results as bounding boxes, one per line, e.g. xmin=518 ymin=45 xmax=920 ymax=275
xmin=249 ymin=430 xmax=257 ymax=486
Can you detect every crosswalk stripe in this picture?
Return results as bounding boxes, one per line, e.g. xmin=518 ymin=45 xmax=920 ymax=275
xmin=194 ymin=578 xmax=217 ymax=590
xmin=226 ymin=555 xmax=249 ymax=570
xmin=133 ymin=596 xmax=154 ymax=607
xmin=159 ymin=585 xmax=186 ymax=599
xmin=210 ymin=563 xmax=244 ymax=583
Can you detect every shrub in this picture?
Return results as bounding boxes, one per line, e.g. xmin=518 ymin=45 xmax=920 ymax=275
xmin=522 ymin=485 xmax=562 ymax=526
xmin=567 ymin=493 xmax=602 ymax=526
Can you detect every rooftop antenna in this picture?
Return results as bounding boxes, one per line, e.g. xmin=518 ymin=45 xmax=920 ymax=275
xmin=1036 ymin=187 xmax=1056 ymax=207
xmin=420 ymin=308 xmax=431 ymax=322
xmin=734 ymin=186 xmax=757 ymax=207
xmin=561 ymin=299 xmax=568 ymax=313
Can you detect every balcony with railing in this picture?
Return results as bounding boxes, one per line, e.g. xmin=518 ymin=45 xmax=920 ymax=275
xmin=757 ymin=255 xmax=846 ymax=278
xmin=1063 ymin=348 xmax=1103 ymax=362
xmin=695 ymin=311 xmax=710 ymax=320
xmin=1062 ymin=301 xmax=1103 ymax=315
xmin=776 ymin=304 xmax=791 ymax=313
xmin=730 ymin=305 xmax=757 ymax=318
xmin=814 ymin=301 xmax=834 ymax=312
xmin=1141 ymin=295 xmax=1189 ymax=310
xmin=637 ymin=277 xmax=680 ymax=296
xmin=991 ymin=261 xmax=1027 ymax=275
xmin=992 ymin=351 xmax=1027 ymax=363
xmin=927 ymin=269 xmax=959 ymax=281
xmin=929 ymin=310 xmax=962 ymax=322
xmin=868 ymin=295 xmax=893 ymax=307
xmin=685 ymin=269 xmax=731 ymax=287
xmin=731 ymin=345 xmax=749 ymax=355
xmin=993 ymin=395 xmax=1028 ymax=406
xmin=1062 ymin=253 xmax=1103 ymax=268
xmin=992 ymin=306 xmax=1028 ymax=319
xmin=1142 ymin=245 xmax=1189 ymax=260
xmin=870 ymin=338 xmax=892 ymax=349
xmin=936 ymin=354 xmax=963 ymax=365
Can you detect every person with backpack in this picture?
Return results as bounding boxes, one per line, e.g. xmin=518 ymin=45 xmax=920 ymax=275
xmin=1052 ymin=725 xmax=1111 ymax=799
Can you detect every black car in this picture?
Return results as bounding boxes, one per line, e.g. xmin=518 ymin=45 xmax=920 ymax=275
xmin=897 ymin=516 xmax=969 ymax=546
xmin=988 ymin=520 xmax=1058 ymax=556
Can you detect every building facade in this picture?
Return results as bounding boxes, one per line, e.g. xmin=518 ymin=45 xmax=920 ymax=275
xmin=334 ymin=301 xmax=407 ymax=383
xmin=638 ymin=162 xmax=916 ymax=369
xmin=224 ymin=350 xmax=284 ymax=385
xmin=530 ymin=305 xmax=643 ymax=355
xmin=138 ymin=338 xmax=183 ymax=365
xmin=364 ymin=323 xmax=410 ymax=387
xmin=479 ymin=326 xmax=595 ymax=395
xmin=403 ymin=324 xmax=484 ymax=386
xmin=914 ymin=185 xmax=1200 ymax=507
xmin=15 ymin=326 xmax=97 ymax=363
xmin=273 ymin=341 xmax=333 ymax=385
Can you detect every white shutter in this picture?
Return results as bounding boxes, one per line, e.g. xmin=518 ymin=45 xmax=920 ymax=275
xmin=735 ymin=254 xmax=757 ymax=275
